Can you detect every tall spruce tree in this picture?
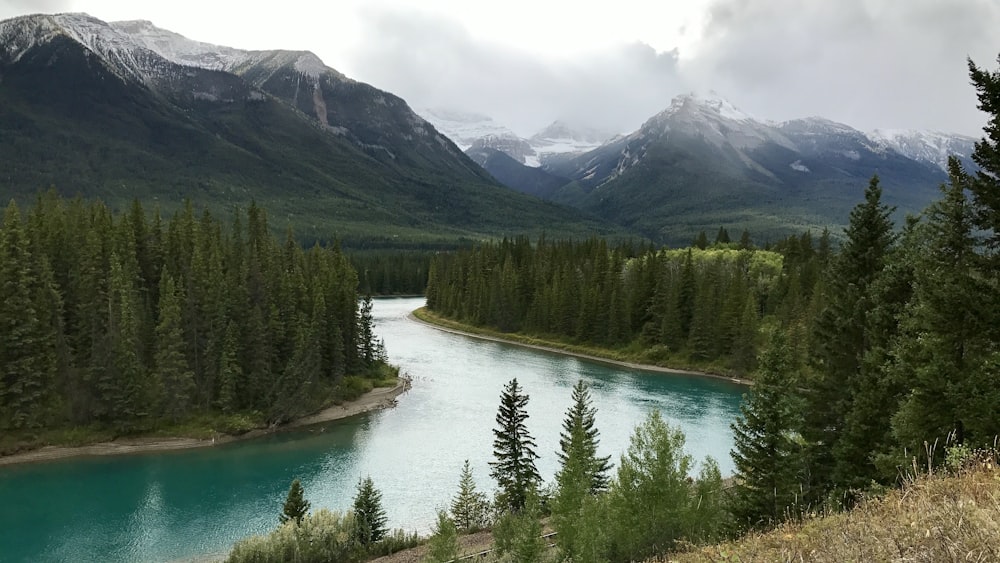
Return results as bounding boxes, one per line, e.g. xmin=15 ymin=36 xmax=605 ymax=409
xmin=967 ymin=55 xmax=1000 ymax=258
xmin=352 ymin=476 xmax=388 ymax=548
xmin=279 ymin=478 xmax=310 ymax=525
xmin=490 ymin=378 xmax=540 ymax=513
xmin=803 ymin=175 xmax=896 ymax=497
xmin=891 ymin=160 xmax=996 ymax=457
xmin=153 ymin=272 xmax=194 ymax=422
xmin=557 ymin=380 xmax=612 ymax=494
xmin=0 ymin=201 xmax=47 ymax=429
xmin=730 ymin=331 xmax=803 ymax=530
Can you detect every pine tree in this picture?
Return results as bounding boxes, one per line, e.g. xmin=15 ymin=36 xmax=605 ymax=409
xmin=490 ymin=378 xmax=541 ymax=513
xmin=557 ymin=380 xmax=612 ymax=494
xmin=450 ymin=460 xmax=489 ymax=532
xmin=0 ymin=201 xmax=47 ymax=429
xmin=803 ymin=175 xmax=895 ymax=497
xmin=715 ymin=227 xmax=731 ymax=245
xmin=153 ymin=272 xmax=194 ymax=422
xmin=891 ymin=160 xmax=990 ymax=457
xmin=216 ymin=321 xmax=242 ymax=413
xmin=967 ymin=55 xmax=1000 ymax=260
xmin=279 ymin=478 xmax=310 ymax=525
xmin=730 ymin=331 xmax=803 ymax=530
xmin=352 ymin=476 xmax=388 ymax=548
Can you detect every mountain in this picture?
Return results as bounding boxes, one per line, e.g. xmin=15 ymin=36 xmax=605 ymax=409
xmin=528 ymin=120 xmax=616 ymax=166
xmin=542 ymin=93 xmax=971 ymax=244
xmin=868 ymin=129 xmax=978 ymax=172
xmin=468 ymin=134 xmax=537 ymax=165
xmin=465 ymin=147 xmax=570 ymax=200
xmin=0 ymin=13 xmax=623 ymax=246
xmin=416 ymin=108 xmax=518 ymax=151
xmin=421 ymin=109 xmax=615 ymax=167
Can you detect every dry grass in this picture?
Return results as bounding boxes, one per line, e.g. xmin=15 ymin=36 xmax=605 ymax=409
xmin=668 ymin=458 xmax=1000 ymax=563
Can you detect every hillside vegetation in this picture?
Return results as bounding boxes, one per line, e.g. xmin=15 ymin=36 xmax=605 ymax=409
xmin=671 ymin=456 xmax=1000 ymax=563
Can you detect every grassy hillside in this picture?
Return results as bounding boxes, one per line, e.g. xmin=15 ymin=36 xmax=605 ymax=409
xmin=670 ymin=458 xmax=1000 ymax=562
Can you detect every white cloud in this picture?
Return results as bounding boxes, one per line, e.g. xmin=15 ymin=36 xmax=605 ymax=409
xmin=1 ymin=0 xmax=998 ymax=137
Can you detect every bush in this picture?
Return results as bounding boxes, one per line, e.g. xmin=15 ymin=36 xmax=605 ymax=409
xmin=332 ymin=377 xmax=374 ymax=403
xmin=368 ymin=528 xmax=421 ymax=558
xmin=226 ymin=509 xmax=363 ymax=563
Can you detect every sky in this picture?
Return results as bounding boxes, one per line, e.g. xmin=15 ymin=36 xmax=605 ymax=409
xmin=2 ymin=0 xmax=999 ymax=137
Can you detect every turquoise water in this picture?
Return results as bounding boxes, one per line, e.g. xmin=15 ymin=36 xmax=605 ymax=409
xmin=0 ymin=297 xmax=745 ymax=562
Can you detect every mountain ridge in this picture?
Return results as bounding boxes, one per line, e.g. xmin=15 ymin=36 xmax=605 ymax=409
xmin=0 ymin=12 xmax=625 ymax=246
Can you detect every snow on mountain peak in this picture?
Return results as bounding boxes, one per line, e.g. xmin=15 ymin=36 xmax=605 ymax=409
xmin=867 ymin=128 xmax=978 ymax=171
xmin=669 ymin=91 xmax=755 ymax=122
xmin=417 ymin=108 xmax=519 ymax=151
xmin=0 ymin=13 xmax=179 ymax=83
xmin=110 ymin=18 xmax=247 ymax=72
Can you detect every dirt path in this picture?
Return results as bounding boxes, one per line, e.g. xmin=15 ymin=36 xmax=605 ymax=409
xmin=0 ymin=379 xmax=411 ymax=467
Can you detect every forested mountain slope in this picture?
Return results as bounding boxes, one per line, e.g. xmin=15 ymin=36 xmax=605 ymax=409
xmin=0 ymin=14 xmax=622 ymax=247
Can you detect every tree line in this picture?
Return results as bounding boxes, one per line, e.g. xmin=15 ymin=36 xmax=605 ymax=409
xmin=0 ymin=194 xmax=387 ymax=437
xmin=425 ymin=229 xmax=826 ymax=374
xmin=423 ymin=54 xmax=1000 ymax=545
xmin=702 ymin=56 xmax=1000 ymax=531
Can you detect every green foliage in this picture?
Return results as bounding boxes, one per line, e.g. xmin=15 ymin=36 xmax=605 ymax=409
xmin=556 ymin=380 xmax=612 ymax=495
xmin=0 ymin=193 xmax=386 ymax=440
xmin=451 ymin=459 xmax=491 ymax=532
xmin=491 ymin=495 xmax=547 ymax=563
xmin=366 ymin=529 xmax=422 ymax=558
xmin=350 ymin=250 xmax=432 ymax=295
xmin=802 ymin=175 xmax=899 ymax=498
xmin=226 ymin=509 xmax=363 ymax=563
xmin=425 ymin=237 xmax=800 ymax=376
xmin=424 ymin=510 xmax=460 ymax=563
xmin=604 ymin=411 xmax=727 ymax=561
xmin=490 ymin=378 xmax=541 ymax=513
xmin=352 ymin=476 xmax=388 ymax=548
xmin=730 ymin=331 xmax=805 ymax=531
xmin=280 ymin=479 xmax=310 ymax=526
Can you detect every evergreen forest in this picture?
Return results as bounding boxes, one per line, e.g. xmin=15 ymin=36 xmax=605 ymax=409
xmin=425 ymin=55 xmax=1000 ymax=529
xmin=0 ymin=194 xmax=391 ymax=451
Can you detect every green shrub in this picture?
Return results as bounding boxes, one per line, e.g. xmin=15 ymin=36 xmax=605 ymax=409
xmin=226 ymin=509 xmax=363 ymax=563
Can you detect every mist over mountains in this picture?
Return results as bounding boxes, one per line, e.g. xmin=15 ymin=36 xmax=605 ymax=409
xmin=0 ymin=12 xmax=982 ymax=246
xmin=429 ymin=93 xmax=977 ymax=243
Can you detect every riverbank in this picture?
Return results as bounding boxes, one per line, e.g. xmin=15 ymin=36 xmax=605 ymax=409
xmin=410 ymin=308 xmax=751 ymax=386
xmin=0 ymin=379 xmax=411 ymax=467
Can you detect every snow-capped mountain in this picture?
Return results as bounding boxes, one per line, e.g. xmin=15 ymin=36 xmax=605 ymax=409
xmin=419 ymin=109 xmax=615 ymax=167
xmin=539 ymin=92 xmax=969 ymax=244
xmin=1 ymin=12 xmax=618 ymax=243
xmin=868 ymin=129 xmax=978 ymax=172
xmin=528 ymin=120 xmax=615 ymax=166
xmin=417 ymin=108 xmax=519 ymax=151
xmin=468 ymin=134 xmax=537 ymax=165
xmin=0 ymin=13 xmax=181 ymax=85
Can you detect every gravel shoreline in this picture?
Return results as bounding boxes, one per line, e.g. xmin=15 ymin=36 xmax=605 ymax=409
xmin=0 ymin=379 xmax=411 ymax=467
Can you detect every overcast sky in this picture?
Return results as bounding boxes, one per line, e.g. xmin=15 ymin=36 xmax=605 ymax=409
xmin=2 ymin=0 xmax=999 ymax=137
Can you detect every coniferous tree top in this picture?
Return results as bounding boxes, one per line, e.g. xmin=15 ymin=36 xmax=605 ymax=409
xmin=352 ymin=476 xmax=387 ymax=547
xmin=279 ymin=478 xmax=310 ymax=525
xmin=451 ymin=459 xmax=489 ymax=532
xmin=557 ymin=379 xmax=612 ymax=494
xmin=490 ymin=378 xmax=540 ymax=513
xmin=967 ymin=54 xmax=1000 ymax=249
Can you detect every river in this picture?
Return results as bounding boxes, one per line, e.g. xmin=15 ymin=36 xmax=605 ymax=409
xmin=0 ymin=297 xmax=745 ymax=562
